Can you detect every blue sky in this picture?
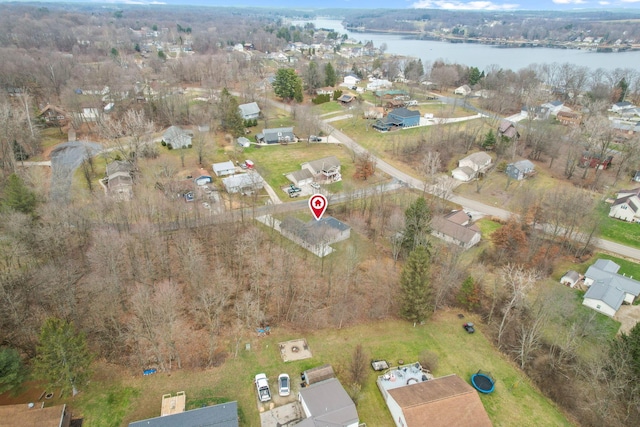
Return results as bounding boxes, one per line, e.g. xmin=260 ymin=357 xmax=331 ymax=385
xmin=22 ymin=0 xmax=640 ymax=9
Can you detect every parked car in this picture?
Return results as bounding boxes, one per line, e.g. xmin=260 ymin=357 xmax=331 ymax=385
xmin=463 ymin=322 xmax=475 ymax=334
xmin=308 ymin=135 xmax=322 ymax=142
xmin=289 ymin=184 xmax=302 ymax=193
xmin=310 ymin=182 xmax=320 ymax=189
xmin=278 ymin=373 xmax=290 ymax=397
xmin=288 ymin=191 xmax=300 ymax=198
xmin=255 ymin=373 xmax=271 ymax=402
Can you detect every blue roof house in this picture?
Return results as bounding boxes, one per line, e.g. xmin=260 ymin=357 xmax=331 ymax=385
xmin=505 ymin=160 xmax=535 ymax=181
xmin=373 ymin=108 xmax=420 ymax=131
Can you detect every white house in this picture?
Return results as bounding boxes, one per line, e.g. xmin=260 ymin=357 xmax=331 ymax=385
xmin=454 ymin=85 xmax=472 ymax=96
xmin=366 ymin=78 xmax=392 ymax=91
xmin=163 ymin=126 xmax=192 ymax=149
xmin=301 ymin=156 xmax=341 ymax=182
xmin=298 ymin=378 xmax=359 ymax=427
xmin=451 ymin=152 xmax=492 ymax=182
xmin=582 ymin=259 xmax=640 ymax=317
xmin=609 ymin=195 xmax=640 ymax=222
xmin=212 ymin=161 xmax=236 ymax=177
xmin=221 ymin=171 xmax=263 ymax=194
xmin=343 ymin=74 xmax=361 ymax=86
xmin=541 ymin=100 xmax=564 ymax=116
xmin=611 ymin=101 xmax=635 ymax=113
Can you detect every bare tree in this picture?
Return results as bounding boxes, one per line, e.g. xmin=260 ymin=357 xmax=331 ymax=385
xmin=496 ymin=264 xmax=539 ymax=348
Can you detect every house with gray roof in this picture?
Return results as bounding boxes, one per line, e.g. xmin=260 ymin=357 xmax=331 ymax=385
xmin=297 ymin=378 xmax=359 ymax=427
xmin=452 ymin=152 xmax=492 ymax=182
xmin=582 ymin=259 xmax=640 ymax=317
xmin=506 ymin=159 xmax=535 ymax=181
xmin=163 ymin=126 xmax=192 ymax=149
xmin=256 ymin=127 xmax=295 ymax=144
xmin=238 ymin=102 xmax=261 ymax=120
xmin=430 ymin=210 xmax=481 ymax=249
xmin=129 ymin=401 xmax=238 ymax=427
xmin=221 ymin=171 xmax=263 ymax=194
xmin=301 ymin=156 xmax=341 ymax=182
xmin=106 ymin=160 xmax=134 ymax=201
xmin=286 ymin=169 xmax=314 ymax=186
xmin=212 ymin=161 xmax=236 ymax=177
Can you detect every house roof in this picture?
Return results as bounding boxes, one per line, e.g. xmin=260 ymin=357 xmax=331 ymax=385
xmin=585 ymin=259 xmax=640 ymax=302
xmin=337 ymin=94 xmax=354 ymax=103
xmin=222 ymin=172 xmax=262 ymax=189
xmin=460 ymin=152 xmax=491 ymax=167
xmin=431 ymin=216 xmax=480 ymax=246
xmin=298 ymin=378 xmax=359 ymax=427
xmin=584 ymin=281 xmax=626 ymax=312
xmin=238 ymin=102 xmax=260 ymax=117
xmin=445 ymin=210 xmax=472 ymax=226
xmin=128 ymin=401 xmax=238 ymax=427
xmin=612 ymin=195 xmax=640 ymax=212
xmin=386 ymin=374 xmax=492 ymax=427
xmin=39 ymin=104 xmax=68 ymax=116
xmin=616 ymin=188 xmax=640 ymax=198
xmin=498 ymin=120 xmax=519 ymax=139
xmin=452 ymin=166 xmax=475 ymax=179
xmin=213 ymin=161 xmax=236 ymax=173
xmin=304 ymin=156 xmax=341 ymax=174
xmin=511 ymin=159 xmax=535 ymax=171
xmin=106 ymin=160 xmax=133 ymax=177
xmin=314 ymin=216 xmax=350 ymax=232
xmin=562 ymin=270 xmax=580 ymax=282
xmin=0 ymin=403 xmax=68 ymax=427
xmin=544 ymin=100 xmax=563 ymax=108
xmin=163 ymin=126 xmax=192 ymax=148
xmin=614 ymin=101 xmax=633 ymax=108
xmin=258 ymin=127 xmax=295 ymax=142
xmin=288 ymin=169 xmax=314 ymax=182
xmin=390 ymin=108 xmax=420 ymax=118
xmin=281 ymin=216 xmax=350 ymax=246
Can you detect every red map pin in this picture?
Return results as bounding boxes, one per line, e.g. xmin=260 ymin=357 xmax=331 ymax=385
xmin=309 ymin=194 xmax=328 ymax=221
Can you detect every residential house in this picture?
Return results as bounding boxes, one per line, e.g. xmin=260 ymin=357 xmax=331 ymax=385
xmin=541 ymin=100 xmax=564 ymax=116
xmin=582 ymin=259 xmax=640 ymax=317
xmin=451 ymin=152 xmax=492 ymax=182
xmin=212 ymin=161 xmax=236 ymax=177
xmin=373 ymin=108 xmax=420 ymax=131
xmin=364 ymin=107 xmax=385 ymax=120
xmin=611 ymin=101 xmax=634 ymax=113
xmin=315 ymin=87 xmax=335 ymax=96
xmin=557 ymin=111 xmax=582 ymax=125
xmin=454 ymin=85 xmax=472 ymax=96
xmin=430 ymin=210 xmax=481 ymax=249
xmin=506 ymin=159 xmax=535 ymax=181
xmin=129 ymin=401 xmax=238 ymax=427
xmin=39 ymin=105 xmax=69 ymax=126
xmin=80 ymin=106 xmax=100 ymax=122
xmin=297 ymin=378 xmax=359 ymax=427
xmin=238 ymin=102 xmax=260 ymax=120
xmin=560 ymin=270 xmax=581 ymax=287
xmin=579 ymin=151 xmax=613 ymax=169
xmin=0 ymin=403 xmax=71 ymax=427
xmin=343 ymin=74 xmax=361 ymax=86
xmin=378 ymin=373 xmax=492 ymax=427
xmin=256 ymin=127 xmax=295 ymax=144
xmin=609 ymin=193 xmax=640 ymax=222
xmin=221 ymin=171 xmax=263 ymax=194
xmin=497 ymin=120 xmax=520 ymax=140
xmin=280 ymin=216 xmax=351 ymax=250
xmin=163 ymin=126 xmax=192 ymax=149
xmin=286 ymin=169 xmax=314 ymax=186
xmin=301 ymin=156 xmax=341 ymax=182
xmin=106 ymin=160 xmax=134 ymax=200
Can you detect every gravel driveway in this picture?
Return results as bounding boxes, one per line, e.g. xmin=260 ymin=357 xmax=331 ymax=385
xmin=49 ymin=141 xmax=103 ymax=202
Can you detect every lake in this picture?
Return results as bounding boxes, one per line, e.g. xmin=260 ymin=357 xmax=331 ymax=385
xmin=293 ymin=18 xmax=640 ymax=73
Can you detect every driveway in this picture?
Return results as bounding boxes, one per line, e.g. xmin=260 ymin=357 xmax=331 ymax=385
xmin=614 ymin=304 xmax=640 ymax=335
xmin=49 ymin=141 xmax=103 ymax=203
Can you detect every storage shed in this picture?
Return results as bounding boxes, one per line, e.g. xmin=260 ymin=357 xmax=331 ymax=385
xmin=302 ymin=364 xmax=335 ymax=386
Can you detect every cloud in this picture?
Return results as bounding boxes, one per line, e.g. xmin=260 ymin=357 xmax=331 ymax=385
xmin=620 ymin=0 xmax=640 ymax=3
xmin=551 ymin=0 xmax=586 ymax=4
xmin=412 ymin=1 xmax=519 ymax=9
xmin=599 ymin=1 xmax=610 ymax=4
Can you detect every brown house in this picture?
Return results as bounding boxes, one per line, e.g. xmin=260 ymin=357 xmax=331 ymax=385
xmin=497 ymin=120 xmax=520 ymax=140
xmin=0 ymin=403 xmax=71 ymax=427
xmin=383 ymin=374 xmax=492 ymax=427
xmin=556 ymin=111 xmax=582 ymax=125
xmin=39 ymin=104 xmax=69 ymax=126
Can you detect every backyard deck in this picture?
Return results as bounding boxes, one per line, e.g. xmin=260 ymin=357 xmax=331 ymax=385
xmin=377 ymin=362 xmax=434 ymax=392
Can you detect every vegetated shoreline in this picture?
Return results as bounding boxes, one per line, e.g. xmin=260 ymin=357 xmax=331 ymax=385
xmin=345 ymin=25 xmax=640 ymax=52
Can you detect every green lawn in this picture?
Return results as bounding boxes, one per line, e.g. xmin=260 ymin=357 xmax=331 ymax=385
xmin=596 ymin=201 xmax=640 ymax=248
xmin=68 ymin=313 xmax=572 ymax=427
xmin=313 ymin=101 xmax=344 ymax=115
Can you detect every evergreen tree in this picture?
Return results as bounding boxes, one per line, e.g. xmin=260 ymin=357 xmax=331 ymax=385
xmin=400 ymin=246 xmax=433 ymax=323
xmin=482 ymin=129 xmax=497 ymax=150
xmin=0 ymin=347 xmax=26 ymax=394
xmin=218 ymin=88 xmax=244 ymax=137
xmin=468 ymin=66 xmax=482 ymax=86
xmin=273 ymin=68 xmax=303 ymax=102
xmin=616 ymin=78 xmax=629 ymax=103
xmin=457 ymin=276 xmax=481 ymax=311
xmin=2 ymin=173 xmax=37 ymax=215
xmin=33 ymin=318 xmax=93 ymax=396
xmin=324 ymin=62 xmax=337 ymax=87
xmin=402 ymin=196 xmax=431 ymax=253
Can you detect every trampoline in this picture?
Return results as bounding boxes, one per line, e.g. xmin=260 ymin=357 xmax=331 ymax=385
xmin=471 ymin=371 xmax=495 ymax=394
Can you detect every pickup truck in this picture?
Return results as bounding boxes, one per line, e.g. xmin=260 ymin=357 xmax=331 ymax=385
xmin=288 ymin=184 xmax=302 ymax=193
xmin=254 ymin=373 xmax=271 ymax=402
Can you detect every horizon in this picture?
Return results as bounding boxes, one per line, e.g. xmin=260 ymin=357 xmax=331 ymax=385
xmin=3 ymin=0 xmax=640 ymax=11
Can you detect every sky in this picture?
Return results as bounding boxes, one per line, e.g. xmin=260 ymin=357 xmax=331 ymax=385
xmin=75 ymin=0 xmax=640 ymax=10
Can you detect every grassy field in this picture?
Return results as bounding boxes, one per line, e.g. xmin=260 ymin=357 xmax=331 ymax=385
xmin=595 ymin=201 xmax=640 ymax=248
xmin=313 ymin=101 xmax=344 ymax=115
xmin=65 ymin=313 xmax=572 ymax=427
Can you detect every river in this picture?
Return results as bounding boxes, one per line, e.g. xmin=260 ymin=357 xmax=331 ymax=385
xmin=292 ymin=18 xmax=640 ymax=72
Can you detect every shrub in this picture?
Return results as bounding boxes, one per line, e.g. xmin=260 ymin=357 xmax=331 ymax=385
xmin=161 ymin=140 xmax=167 ymax=146
xmin=167 ymin=143 xmax=173 ymax=150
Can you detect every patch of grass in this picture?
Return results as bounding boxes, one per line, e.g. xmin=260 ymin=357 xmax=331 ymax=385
xmin=74 ymin=385 xmax=139 ymax=427
xmin=313 ymin=101 xmax=343 ymax=115
xmin=476 ymin=218 xmax=502 ymax=237
xmin=595 ymin=201 xmax=640 ymax=248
